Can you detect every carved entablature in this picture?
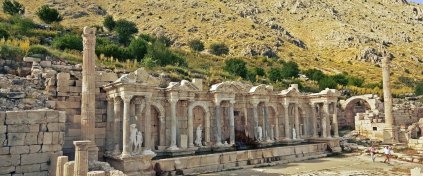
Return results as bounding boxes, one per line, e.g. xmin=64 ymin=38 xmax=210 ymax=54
xmin=166 ymin=80 xmax=199 ymax=91
xmin=311 ymin=88 xmax=341 ymax=97
xmin=210 ymin=81 xmax=249 ymax=93
xmin=280 ymin=84 xmax=300 ymax=97
xmin=113 ymin=68 xmax=160 ymax=86
xmin=249 ymin=84 xmax=273 ymax=95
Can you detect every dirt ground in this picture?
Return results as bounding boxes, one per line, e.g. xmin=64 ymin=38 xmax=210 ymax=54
xmin=200 ymin=153 xmax=422 ymax=176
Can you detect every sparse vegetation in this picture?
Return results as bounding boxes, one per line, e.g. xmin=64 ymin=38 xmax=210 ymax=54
xmin=103 ymin=15 xmax=116 ymax=31
xmin=36 ymin=5 xmax=62 ymax=24
xmin=188 ymin=39 xmax=204 ymax=52
xmin=51 ymin=34 xmax=83 ymax=51
xmin=209 ymin=42 xmax=229 ymax=56
xmin=224 ymin=58 xmax=247 ymax=79
xmin=114 ymin=19 xmax=138 ymax=46
xmin=2 ymin=0 xmax=25 ymax=15
xmin=416 ymin=82 xmax=423 ymax=96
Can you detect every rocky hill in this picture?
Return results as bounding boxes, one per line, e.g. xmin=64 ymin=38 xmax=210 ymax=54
xmin=4 ymin=0 xmax=423 ymax=88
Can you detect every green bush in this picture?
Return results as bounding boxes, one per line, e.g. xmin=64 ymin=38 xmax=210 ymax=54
xmin=304 ymin=68 xmax=325 ymax=81
xmin=224 ymin=58 xmax=247 ymax=79
xmin=319 ymin=77 xmax=337 ymax=90
xmin=2 ymin=0 xmax=25 ymax=15
xmin=128 ymin=38 xmax=147 ymax=60
xmin=268 ymin=67 xmax=281 ymax=82
xmin=156 ymin=35 xmax=173 ymax=47
xmin=145 ymin=41 xmax=186 ymax=67
xmin=188 ymin=39 xmax=204 ymax=52
xmin=96 ymin=43 xmax=131 ymax=60
xmin=347 ymin=76 xmax=364 ymax=87
xmin=114 ymin=19 xmax=138 ymax=46
xmin=280 ymin=61 xmax=299 ymax=79
xmin=10 ymin=16 xmax=36 ymax=34
xmin=26 ymin=45 xmax=49 ymax=57
xmin=331 ymin=74 xmax=348 ymax=86
xmin=0 ymin=29 xmax=9 ymax=39
xmin=0 ymin=44 xmax=24 ymax=61
xmin=415 ymin=82 xmax=423 ymax=96
xmin=52 ymin=34 xmax=83 ymax=51
xmin=209 ymin=42 xmax=229 ymax=56
xmin=103 ymin=15 xmax=115 ymax=31
xmin=36 ymin=5 xmax=62 ymax=24
xmin=139 ymin=33 xmax=155 ymax=43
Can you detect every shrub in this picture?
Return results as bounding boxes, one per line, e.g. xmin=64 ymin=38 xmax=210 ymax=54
xmin=224 ymin=58 xmax=247 ymax=79
xmin=255 ymin=67 xmax=265 ymax=77
xmin=268 ymin=68 xmax=281 ymax=82
xmin=209 ymin=42 xmax=229 ymax=56
xmin=139 ymin=33 xmax=155 ymax=43
xmin=331 ymin=74 xmax=348 ymax=86
xmin=145 ymin=41 xmax=186 ymax=67
xmin=304 ymin=68 xmax=325 ymax=81
xmin=416 ymin=82 xmax=423 ymax=96
xmin=10 ymin=16 xmax=36 ymax=34
xmin=280 ymin=61 xmax=299 ymax=79
xmin=103 ymin=15 xmax=116 ymax=31
xmin=52 ymin=34 xmax=83 ymax=51
xmin=156 ymin=35 xmax=173 ymax=47
xmin=398 ymin=76 xmax=415 ymax=87
xmin=26 ymin=45 xmax=49 ymax=57
xmin=348 ymin=76 xmax=364 ymax=87
xmin=319 ymin=77 xmax=337 ymax=90
xmin=0 ymin=44 xmax=24 ymax=61
xmin=0 ymin=29 xmax=9 ymax=39
xmin=114 ymin=19 xmax=138 ymax=46
xmin=188 ymin=39 xmax=204 ymax=52
xmin=36 ymin=5 xmax=62 ymax=24
xmin=96 ymin=43 xmax=131 ymax=60
xmin=2 ymin=0 xmax=25 ymax=15
xmin=128 ymin=38 xmax=147 ymax=60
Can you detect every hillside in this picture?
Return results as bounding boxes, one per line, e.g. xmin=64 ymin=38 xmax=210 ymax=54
xmin=2 ymin=0 xmax=423 ymax=94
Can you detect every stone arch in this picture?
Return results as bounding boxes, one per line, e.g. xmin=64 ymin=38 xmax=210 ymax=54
xmin=267 ymin=103 xmax=278 ymax=140
xmin=188 ymin=101 xmax=211 ymax=146
xmin=339 ymin=94 xmax=382 ymax=128
xmin=150 ymin=101 xmax=166 ymax=147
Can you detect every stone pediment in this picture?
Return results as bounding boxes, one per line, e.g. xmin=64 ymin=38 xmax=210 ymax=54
xmin=249 ymin=84 xmax=273 ymax=94
xmin=280 ymin=86 xmax=300 ymax=96
xmin=167 ymin=80 xmax=199 ymax=91
xmin=114 ymin=68 xmax=160 ymax=86
xmin=210 ymin=81 xmax=250 ymax=93
xmin=311 ymin=88 xmax=340 ymax=97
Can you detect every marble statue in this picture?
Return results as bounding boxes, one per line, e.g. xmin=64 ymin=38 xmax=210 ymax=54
xmin=270 ymin=125 xmax=275 ymax=141
xmin=292 ymin=128 xmax=297 ymax=140
xmin=130 ymin=124 xmax=138 ymax=153
xmin=257 ymin=126 xmax=263 ymax=141
xmin=135 ymin=131 xmax=143 ymax=153
xmin=195 ymin=124 xmax=203 ymax=146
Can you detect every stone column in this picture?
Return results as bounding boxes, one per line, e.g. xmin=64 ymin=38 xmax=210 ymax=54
xmin=252 ymin=101 xmax=259 ymax=140
xmin=143 ymin=96 xmax=154 ymax=155
xmin=81 ymin=26 xmax=98 ymax=161
xmin=74 ymin=141 xmax=91 ymax=176
xmin=168 ymin=98 xmax=179 ymax=150
xmin=382 ymin=56 xmax=397 ymax=144
xmin=105 ymin=98 xmax=114 ymax=154
xmin=333 ymin=102 xmax=339 ymax=137
xmin=294 ymin=103 xmax=300 ymax=139
xmin=263 ymin=105 xmax=270 ymax=141
xmin=63 ymin=161 xmax=74 ymax=176
xmin=113 ymin=97 xmax=122 ymax=154
xmin=56 ymin=156 xmax=68 ymax=176
xmin=229 ymin=100 xmax=236 ymax=145
xmin=284 ymin=103 xmax=291 ymax=139
xmin=121 ymin=95 xmax=133 ymax=157
xmin=275 ymin=111 xmax=280 ymax=141
xmin=214 ymin=100 xmax=223 ymax=146
xmin=310 ymin=103 xmax=318 ymax=138
xmin=322 ymin=102 xmax=329 ymax=138
xmin=188 ymin=101 xmax=194 ymax=148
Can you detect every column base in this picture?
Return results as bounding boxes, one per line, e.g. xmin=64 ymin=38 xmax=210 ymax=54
xmin=167 ymin=145 xmax=179 ymax=151
xmin=383 ymin=127 xmax=398 ymax=144
xmin=142 ymin=149 xmax=156 ymax=156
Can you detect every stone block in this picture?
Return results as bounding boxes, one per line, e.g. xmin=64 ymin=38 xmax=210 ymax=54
xmin=43 ymin=132 xmax=53 ymax=144
xmin=37 ymin=132 xmax=44 ymax=144
xmin=52 ymin=132 xmax=60 ymax=144
xmin=41 ymin=144 xmax=62 ymax=152
xmin=29 ymin=124 xmax=40 ymax=132
xmin=0 ymin=155 xmax=20 ymax=167
xmin=7 ymin=133 xmax=25 ymax=146
xmin=46 ymin=111 xmax=59 ymax=123
xmin=40 ymin=162 xmax=49 ymax=171
xmin=69 ymin=87 xmax=81 ymax=93
xmin=58 ymin=111 xmax=66 ymax=123
xmin=0 ymin=147 xmax=9 ymax=155
xmin=15 ymin=164 xmax=41 ymax=174
xmin=22 ymin=171 xmax=48 ymax=176
xmin=0 ymin=112 xmax=4 ymax=124
xmin=0 ymin=166 xmax=15 ymax=174
xmin=0 ymin=125 xmax=6 ymax=134
xmin=40 ymin=124 xmax=47 ymax=132
xmin=21 ymin=153 xmax=51 ymax=165
xmin=29 ymin=145 xmax=42 ymax=153
xmin=47 ymin=123 xmax=65 ymax=132
xmin=180 ymin=135 xmax=188 ymax=149
xmin=7 ymin=124 xmax=30 ymax=133
xmin=10 ymin=146 xmax=30 ymax=154
xmin=56 ymin=101 xmax=81 ymax=109
xmin=58 ymin=132 xmax=65 ymax=145
xmin=5 ymin=111 xmax=27 ymax=125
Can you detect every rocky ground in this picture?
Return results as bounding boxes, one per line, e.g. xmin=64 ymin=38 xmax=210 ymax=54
xmin=201 ymin=153 xmax=422 ymax=176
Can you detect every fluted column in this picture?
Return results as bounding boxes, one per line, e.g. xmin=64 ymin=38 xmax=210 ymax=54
xmin=284 ymin=103 xmax=291 ymax=139
xmin=214 ymin=100 xmax=223 ymax=146
xmin=275 ymin=111 xmax=280 ymax=141
xmin=121 ymin=95 xmax=133 ymax=157
xmin=333 ymin=102 xmax=339 ymax=137
xmin=322 ymin=102 xmax=329 ymax=138
xmin=229 ymin=100 xmax=236 ymax=145
xmin=168 ymin=98 xmax=179 ymax=150
xmin=188 ymin=101 xmax=194 ymax=148
xmin=382 ymin=56 xmax=397 ymax=143
xmin=63 ymin=162 xmax=74 ymax=176
xmin=74 ymin=141 xmax=91 ymax=176
xmin=263 ymin=105 xmax=270 ymax=141
xmin=105 ymin=98 xmax=114 ymax=154
xmin=143 ymin=96 xmax=154 ymax=155
xmin=294 ymin=103 xmax=300 ymax=139
xmin=252 ymin=101 xmax=259 ymax=140
xmin=56 ymin=156 xmax=68 ymax=176
xmin=113 ymin=97 xmax=122 ymax=154
xmin=310 ymin=103 xmax=318 ymax=138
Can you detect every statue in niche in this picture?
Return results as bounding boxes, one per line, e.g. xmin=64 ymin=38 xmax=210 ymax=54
xmin=257 ymin=126 xmax=263 ymax=141
xmin=270 ymin=125 xmax=275 ymax=140
xmin=135 ymin=131 xmax=143 ymax=153
xmin=292 ymin=128 xmax=297 ymax=140
xmin=195 ymin=124 xmax=203 ymax=146
xmin=130 ymin=124 xmax=143 ymax=154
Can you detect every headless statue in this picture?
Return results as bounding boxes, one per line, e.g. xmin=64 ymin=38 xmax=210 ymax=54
xmin=195 ymin=124 xmax=203 ymax=146
xmin=257 ymin=126 xmax=263 ymax=141
xmin=130 ymin=124 xmax=137 ymax=153
xmin=292 ymin=128 xmax=297 ymax=140
xmin=135 ymin=131 xmax=143 ymax=153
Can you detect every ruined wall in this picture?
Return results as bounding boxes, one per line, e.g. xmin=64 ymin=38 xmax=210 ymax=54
xmin=393 ymin=107 xmax=423 ymax=126
xmin=0 ymin=110 xmax=66 ymax=176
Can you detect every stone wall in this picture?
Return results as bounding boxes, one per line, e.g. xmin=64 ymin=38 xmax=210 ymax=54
xmin=0 ymin=110 xmax=66 ymax=176
xmin=393 ymin=107 xmax=423 ymax=126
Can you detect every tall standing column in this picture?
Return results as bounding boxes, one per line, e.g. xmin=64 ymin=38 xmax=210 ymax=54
xmin=275 ymin=111 xmax=280 ymax=141
xmin=143 ymin=96 xmax=154 ymax=155
xmin=322 ymin=102 xmax=329 ymax=138
xmin=214 ymin=100 xmax=223 ymax=146
xmin=252 ymin=101 xmax=259 ymax=140
xmin=113 ymin=97 xmax=122 ymax=155
xmin=81 ymin=26 xmax=98 ymax=161
xmin=188 ymin=102 xmax=194 ymax=148
xmin=382 ymin=56 xmax=397 ymax=144
xmin=229 ymin=100 xmax=236 ymax=145
xmin=168 ymin=98 xmax=179 ymax=150
xmin=284 ymin=103 xmax=291 ymax=139
xmin=121 ymin=95 xmax=132 ymax=158
xmin=74 ymin=141 xmax=91 ymax=176
xmin=263 ymin=105 xmax=270 ymax=141
xmin=105 ymin=98 xmax=114 ymax=154
xmin=294 ymin=103 xmax=300 ymax=139
xmin=310 ymin=103 xmax=318 ymax=138
xmin=333 ymin=102 xmax=339 ymax=137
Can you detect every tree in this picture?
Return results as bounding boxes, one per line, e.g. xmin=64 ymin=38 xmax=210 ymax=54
xmin=331 ymin=74 xmax=348 ymax=86
xmin=0 ymin=29 xmax=9 ymax=39
xmin=188 ymin=39 xmax=204 ymax=52
xmin=128 ymin=38 xmax=148 ymax=60
xmin=52 ymin=34 xmax=83 ymax=51
xmin=224 ymin=58 xmax=247 ymax=78
xmin=36 ymin=5 xmax=62 ymax=24
xmin=416 ymin=82 xmax=423 ymax=96
xmin=319 ymin=77 xmax=337 ymax=90
xmin=268 ymin=68 xmax=281 ymax=82
xmin=2 ymin=0 xmax=25 ymax=15
xmin=280 ymin=61 xmax=299 ymax=79
xmin=114 ymin=19 xmax=138 ymax=46
xmin=209 ymin=42 xmax=229 ymax=56
xmin=145 ymin=40 xmax=186 ymax=67
xmin=304 ymin=69 xmax=325 ymax=81
xmin=103 ymin=15 xmax=116 ymax=31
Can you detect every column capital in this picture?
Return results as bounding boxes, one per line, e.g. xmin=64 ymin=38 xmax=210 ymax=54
xmin=169 ymin=98 xmax=179 ymax=104
xmin=114 ymin=97 xmax=122 ymax=105
xmin=251 ymin=100 xmax=260 ymax=107
xmin=132 ymin=97 xmax=143 ymax=104
xmin=229 ymin=100 xmax=236 ymax=104
xmin=282 ymin=102 xmax=289 ymax=108
xmin=121 ymin=95 xmax=133 ymax=103
xmin=73 ymin=140 xmax=92 ymax=151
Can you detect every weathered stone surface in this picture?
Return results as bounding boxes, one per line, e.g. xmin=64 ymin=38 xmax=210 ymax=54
xmin=15 ymin=164 xmax=41 ymax=173
xmin=0 ymin=155 xmax=20 ymax=167
xmin=47 ymin=123 xmax=65 ymax=132
xmin=29 ymin=145 xmax=42 ymax=153
xmin=41 ymin=144 xmax=62 ymax=152
xmin=10 ymin=146 xmax=30 ymax=154
xmin=7 ymin=133 xmax=25 ymax=146
xmin=0 ymin=166 xmax=15 ymax=174
xmin=46 ymin=111 xmax=59 ymax=123
xmin=43 ymin=132 xmax=53 ymax=145
xmin=0 ymin=147 xmax=9 ymax=155
xmin=21 ymin=153 xmax=51 ymax=165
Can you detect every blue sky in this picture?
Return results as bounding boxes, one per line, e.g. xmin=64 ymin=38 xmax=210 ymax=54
xmin=410 ymin=0 xmax=423 ymax=4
